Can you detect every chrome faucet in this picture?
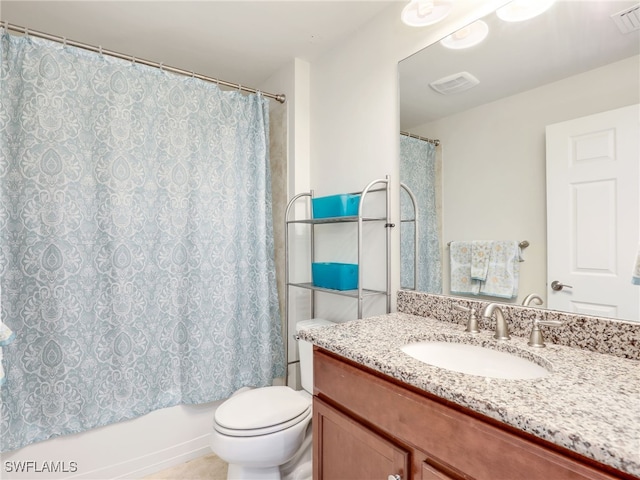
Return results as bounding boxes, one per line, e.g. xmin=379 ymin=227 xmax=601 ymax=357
xmin=482 ymin=303 xmax=510 ymax=341
xmin=522 ymin=293 xmax=543 ymax=307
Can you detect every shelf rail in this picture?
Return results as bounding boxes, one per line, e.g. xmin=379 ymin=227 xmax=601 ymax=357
xmin=400 ymin=182 xmax=419 ymax=291
xmin=357 ymin=176 xmax=392 ymax=318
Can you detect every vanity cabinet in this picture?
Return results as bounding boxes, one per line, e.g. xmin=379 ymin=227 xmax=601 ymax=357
xmin=312 ymin=348 xmax=627 ymax=480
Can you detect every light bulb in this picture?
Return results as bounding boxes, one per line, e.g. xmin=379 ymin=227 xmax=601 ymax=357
xmin=401 ymin=0 xmax=453 ymax=27
xmin=440 ymin=20 xmax=489 ymax=49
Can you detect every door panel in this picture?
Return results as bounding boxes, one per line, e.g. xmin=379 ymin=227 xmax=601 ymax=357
xmin=546 ymin=104 xmax=640 ymax=321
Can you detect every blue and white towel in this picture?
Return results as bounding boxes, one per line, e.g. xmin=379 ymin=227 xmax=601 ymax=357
xmin=470 ymin=240 xmax=492 ymax=281
xmin=479 ymin=240 xmax=521 ymax=299
xmin=450 ymin=240 xmax=522 ymax=299
xmin=633 ymin=247 xmax=640 ymax=285
xmin=449 ymin=241 xmax=481 ymax=295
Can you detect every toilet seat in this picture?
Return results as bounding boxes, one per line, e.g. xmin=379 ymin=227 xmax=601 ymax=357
xmin=214 ymin=386 xmax=311 ymax=437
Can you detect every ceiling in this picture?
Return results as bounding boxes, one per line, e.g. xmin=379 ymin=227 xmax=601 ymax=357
xmin=0 ymin=1 xmax=399 ymax=91
xmin=399 ymin=0 xmax=640 ymax=130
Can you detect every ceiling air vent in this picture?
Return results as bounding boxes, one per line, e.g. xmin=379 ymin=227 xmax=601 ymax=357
xmin=429 ymin=71 xmax=479 ymax=95
xmin=611 ymin=4 xmax=640 ymax=34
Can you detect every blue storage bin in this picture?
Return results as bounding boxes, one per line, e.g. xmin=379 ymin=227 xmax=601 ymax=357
xmin=312 ymin=262 xmax=358 ymax=290
xmin=312 ymin=194 xmax=360 ymax=219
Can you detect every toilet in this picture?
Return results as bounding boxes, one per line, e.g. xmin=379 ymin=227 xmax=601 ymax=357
xmin=210 ymin=319 xmax=334 ymax=480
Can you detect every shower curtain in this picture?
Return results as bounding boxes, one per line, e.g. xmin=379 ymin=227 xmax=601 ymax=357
xmin=0 ymin=30 xmax=285 ymax=452
xmin=400 ymin=135 xmax=442 ymax=293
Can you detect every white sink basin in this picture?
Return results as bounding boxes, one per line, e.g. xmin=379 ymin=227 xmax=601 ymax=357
xmin=401 ymin=341 xmax=549 ymax=380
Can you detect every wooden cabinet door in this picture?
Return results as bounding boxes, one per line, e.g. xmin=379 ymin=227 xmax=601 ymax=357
xmin=313 ymin=397 xmax=410 ymax=480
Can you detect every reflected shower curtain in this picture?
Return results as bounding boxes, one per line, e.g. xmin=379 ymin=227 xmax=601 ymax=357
xmin=400 ymin=135 xmax=442 ymax=292
xmin=0 ymin=31 xmax=284 ymax=451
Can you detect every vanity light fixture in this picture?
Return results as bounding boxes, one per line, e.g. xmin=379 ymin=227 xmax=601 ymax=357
xmin=401 ymin=0 xmax=453 ymax=27
xmin=496 ymin=0 xmax=556 ymax=22
xmin=440 ymin=20 xmax=489 ymax=49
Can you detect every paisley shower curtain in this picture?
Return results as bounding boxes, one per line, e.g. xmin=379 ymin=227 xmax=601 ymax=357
xmin=0 ymin=30 xmax=285 ymax=451
xmin=400 ymin=135 xmax=442 ymax=293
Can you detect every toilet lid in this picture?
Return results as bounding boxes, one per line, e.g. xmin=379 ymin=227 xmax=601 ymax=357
xmin=214 ymin=386 xmax=311 ymax=437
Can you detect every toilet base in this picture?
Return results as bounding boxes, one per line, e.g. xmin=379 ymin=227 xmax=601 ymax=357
xmin=224 ymin=424 xmax=312 ymax=480
xmin=227 ymin=464 xmax=280 ymax=480
xmin=280 ymin=425 xmax=312 ymax=480
xmin=225 ymin=453 xmax=311 ymax=480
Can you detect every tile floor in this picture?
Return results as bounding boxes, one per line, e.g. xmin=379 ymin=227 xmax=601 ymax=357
xmin=143 ymin=453 xmax=228 ymax=480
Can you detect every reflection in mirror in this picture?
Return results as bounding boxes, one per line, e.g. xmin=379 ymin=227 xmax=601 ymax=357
xmin=400 ymin=133 xmax=441 ymax=292
xmin=399 ymin=0 xmax=640 ymax=321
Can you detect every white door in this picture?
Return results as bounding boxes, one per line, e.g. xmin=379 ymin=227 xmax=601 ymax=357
xmin=546 ymin=104 xmax=640 ymax=322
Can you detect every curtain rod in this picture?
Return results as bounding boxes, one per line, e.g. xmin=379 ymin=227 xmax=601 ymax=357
xmin=401 ymin=131 xmax=440 ymax=147
xmin=1 ymin=21 xmax=286 ymax=104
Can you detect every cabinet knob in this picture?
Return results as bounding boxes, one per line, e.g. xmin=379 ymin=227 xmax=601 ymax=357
xmin=388 ymin=475 xmax=401 ymax=480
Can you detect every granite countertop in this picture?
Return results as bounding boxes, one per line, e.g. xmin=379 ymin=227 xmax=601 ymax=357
xmin=298 ymin=313 xmax=640 ymax=477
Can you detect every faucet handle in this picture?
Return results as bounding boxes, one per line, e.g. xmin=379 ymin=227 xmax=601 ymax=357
xmin=454 ymin=304 xmax=480 ymax=335
xmin=453 ymin=303 xmax=476 ymax=313
xmin=528 ymin=318 xmax=562 ymax=348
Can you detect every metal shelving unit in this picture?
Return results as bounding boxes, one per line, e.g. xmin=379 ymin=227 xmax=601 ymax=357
xmin=283 ymin=176 xmax=392 ymax=372
xmin=284 ymin=175 xmax=395 ymax=384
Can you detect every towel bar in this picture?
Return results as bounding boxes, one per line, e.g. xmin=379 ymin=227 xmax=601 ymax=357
xmin=447 ymin=240 xmax=529 ymax=248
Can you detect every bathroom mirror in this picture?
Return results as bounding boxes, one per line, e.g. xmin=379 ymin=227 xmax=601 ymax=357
xmin=399 ymin=0 xmax=640 ymax=321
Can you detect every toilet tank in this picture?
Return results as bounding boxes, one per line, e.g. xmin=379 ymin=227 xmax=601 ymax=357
xmin=296 ymin=319 xmax=335 ymax=394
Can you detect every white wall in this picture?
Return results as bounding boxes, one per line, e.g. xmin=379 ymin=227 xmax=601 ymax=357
xmin=411 ymin=55 xmax=640 ymax=305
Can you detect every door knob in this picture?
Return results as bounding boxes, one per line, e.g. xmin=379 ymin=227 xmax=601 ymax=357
xmin=551 ymin=280 xmax=573 ymax=291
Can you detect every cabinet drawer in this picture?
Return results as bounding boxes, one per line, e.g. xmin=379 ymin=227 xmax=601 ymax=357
xmin=313 ymin=348 xmax=622 ymax=480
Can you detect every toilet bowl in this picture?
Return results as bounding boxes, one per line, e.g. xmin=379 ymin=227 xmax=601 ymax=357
xmin=210 ymin=319 xmax=334 ymax=480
